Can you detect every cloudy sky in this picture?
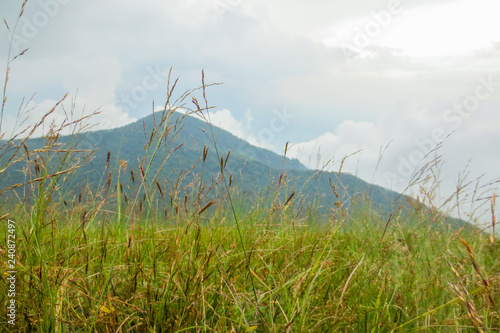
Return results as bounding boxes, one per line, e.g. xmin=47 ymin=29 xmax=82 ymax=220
xmin=1 ymin=0 xmax=499 ymax=224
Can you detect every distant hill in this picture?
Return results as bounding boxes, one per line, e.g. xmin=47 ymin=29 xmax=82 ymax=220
xmin=0 ymin=111 xmax=474 ymax=230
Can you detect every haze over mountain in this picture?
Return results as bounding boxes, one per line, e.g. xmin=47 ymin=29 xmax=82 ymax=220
xmin=1 ymin=109 xmax=478 ymax=234
xmin=1 ymin=111 xmax=402 ymax=210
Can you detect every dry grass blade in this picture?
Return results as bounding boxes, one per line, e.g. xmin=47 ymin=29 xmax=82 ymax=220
xmin=155 ymin=180 xmax=164 ymax=198
xmin=491 ymin=193 xmax=496 ymax=249
xmin=202 ymin=145 xmax=208 ymax=162
xmin=449 ymin=283 xmax=485 ymax=333
xmin=284 ymin=192 xmax=295 ymax=207
xmin=334 ymin=257 xmax=364 ymax=319
xmin=2 ymin=0 xmax=31 ymax=134
xmin=130 ymin=169 xmax=135 ymax=183
xmin=379 ymin=213 xmax=393 ymax=243
xmin=0 ymin=164 xmax=84 ymax=195
xmin=460 ymin=238 xmax=497 ymax=310
xmin=198 ymin=201 xmax=215 ymax=215
xmin=20 ymin=0 xmax=28 ymax=17
xmin=393 ymin=286 xmax=485 ymax=331
xmin=224 ymin=150 xmax=231 ymax=169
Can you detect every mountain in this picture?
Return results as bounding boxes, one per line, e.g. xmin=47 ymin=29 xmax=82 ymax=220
xmin=0 ymin=110 xmax=471 ymax=229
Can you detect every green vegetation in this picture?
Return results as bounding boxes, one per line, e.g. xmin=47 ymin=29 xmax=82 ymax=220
xmin=0 ymin=6 xmax=498 ymax=330
xmin=0 ymin=185 xmax=499 ymax=332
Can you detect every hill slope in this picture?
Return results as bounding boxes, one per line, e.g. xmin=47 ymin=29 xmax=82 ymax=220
xmin=1 ymin=110 xmax=468 ymax=228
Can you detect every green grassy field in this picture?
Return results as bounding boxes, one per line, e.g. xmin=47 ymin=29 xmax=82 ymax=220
xmin=0 ymin=195 xmax=498 ymax=332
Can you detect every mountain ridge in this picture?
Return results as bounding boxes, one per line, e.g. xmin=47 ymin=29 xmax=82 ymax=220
xmin=0 ymin=110 xmax=473 ymax=230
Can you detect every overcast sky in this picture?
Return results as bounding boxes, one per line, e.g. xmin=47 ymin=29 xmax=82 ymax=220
xmin=1 ymin=0 xmax=499 ymax=225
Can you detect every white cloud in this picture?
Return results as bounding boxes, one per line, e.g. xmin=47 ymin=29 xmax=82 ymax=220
xmin=206 ymin=109 xmax=246 ymax=139
xmin=288 ymin=93 xmax=500 ymax=224
xmin=288 ymin=120 xmax=382 ymax=175
xmin=201 ymin=109 xmax=274 ymax=150
xmin=378 ymin=0 xmax=500 ymax=58
xmin=317 ymin=0 xmax=500 ymax=58
xmin=3 ymin=96 xmax=136 ymax=139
